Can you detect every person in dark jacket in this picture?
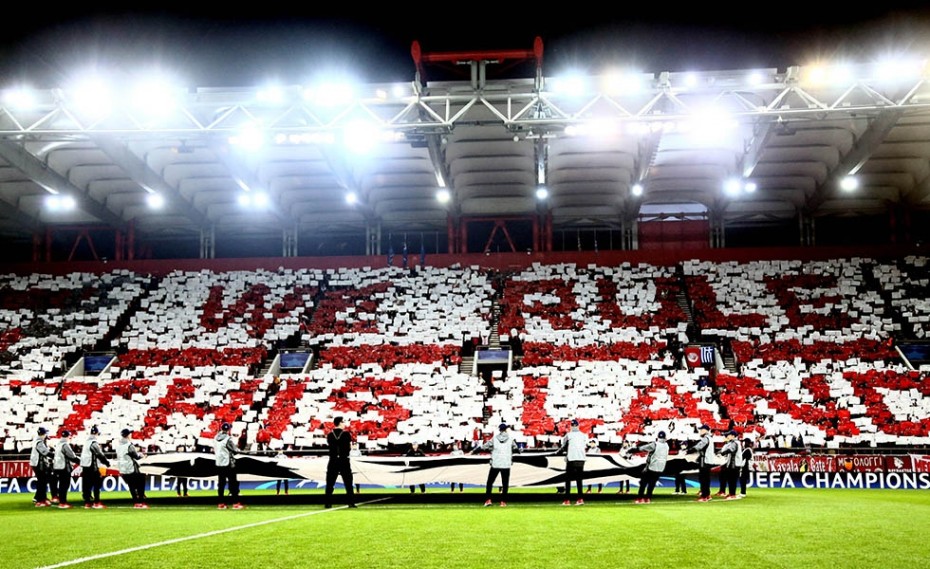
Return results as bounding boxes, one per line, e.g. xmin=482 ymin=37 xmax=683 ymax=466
xmin=739 ymin=438 xmax=754 ymax=497
xmin=472 ymin=423 xmax=519 ymax=507
xmin=30 ymin=427 xmax=54 ymax=507
xmin=215 ymin=422 xmax=244 ymax=510
xmin=53 ymin=430 xmax=79 ymax=509
xmin=80 ymin=425 xmax=110 ymax=509
xmin=631 ymin=431 xmax=669 ymax=504
xmin=325 ymin=416 xmax=356 ymax=508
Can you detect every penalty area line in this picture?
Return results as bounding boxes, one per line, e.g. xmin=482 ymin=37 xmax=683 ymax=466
xmin=35 ymin=497 xmax=391 ymax=569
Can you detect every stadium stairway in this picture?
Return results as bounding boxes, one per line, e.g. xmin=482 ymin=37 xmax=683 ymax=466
xmin=93 ymin=275 xmax=162 ymax=352
xmin=864 ymin=262 xmax=913 ymax=340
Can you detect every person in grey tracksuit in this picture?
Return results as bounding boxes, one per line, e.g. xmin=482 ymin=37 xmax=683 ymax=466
xmin=53 ymin=430 xmax=79 ymax=508
xmin=718 ymin=430 xmax=744 ymax=498
xmin=80 ymin=425 xmax=111 ymax=508
xmin=473 ymin=423 xmax=519 ymax=506
xmin=117 ymin=428 xmax=147 ymax=507
xmin=632 ymin=431 xmax=669 ymax=502
xmin=558 ymin=419 xmax=589 ymax=503
xmin=690 ymin=424 xmax=715 ymax=501
xmin=30 ymin=427 xmax=53 ymax=505
xmin=215 ymin=422 xmax=242 ymax=508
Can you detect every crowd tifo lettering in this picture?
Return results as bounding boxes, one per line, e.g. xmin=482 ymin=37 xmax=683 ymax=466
xmin=1 ymin=260 xmax=929 ymax=470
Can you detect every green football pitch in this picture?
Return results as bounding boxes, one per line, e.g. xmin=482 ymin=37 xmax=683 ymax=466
xmin=3 ymin=488 xmax=928 ymax=569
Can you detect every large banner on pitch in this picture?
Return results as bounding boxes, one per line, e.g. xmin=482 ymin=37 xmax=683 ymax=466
xmin=136 ymin=452 xmax=700 ymax=487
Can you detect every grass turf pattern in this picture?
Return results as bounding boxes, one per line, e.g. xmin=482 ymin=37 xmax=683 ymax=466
xmin=3 ymin=489 xmax=928 ymax=569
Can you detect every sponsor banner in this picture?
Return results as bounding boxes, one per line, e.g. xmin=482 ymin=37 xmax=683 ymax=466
xmin=749 ymin=471 xmax=930 ymax=490
xmin=0 ymin=461 xmax=32 ymax=479
xmin=909 ymin=455 xmax=930 ymax=473
xmin=754 ymin=455 xmax=909 ymax=473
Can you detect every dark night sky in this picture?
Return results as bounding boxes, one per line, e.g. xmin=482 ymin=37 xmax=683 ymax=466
xmin=1 ymin=5 xmax=930 ymax=88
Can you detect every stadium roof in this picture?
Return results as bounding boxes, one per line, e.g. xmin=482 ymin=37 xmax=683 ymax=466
xmin=1 ymin=8 xmax=930 ymax=254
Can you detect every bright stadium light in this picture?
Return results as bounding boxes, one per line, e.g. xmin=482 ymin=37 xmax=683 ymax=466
xmin=146 ymin=193 xmax=165 ymax=209
xmin=256 ymin=84 xmax=287 ymax=105
xmin=603 ymin=71 xmax=643 ymax=95
xmin=130 ymin=71 xmax=184 ymax=119
xmin=342 ymin=120 xmax=381 ymax=155
xmin=229 ymin=125 xmax=265 ymax=151
xmin=252 ymin=192 xmax=270 ymax=208
xmin=237 ymin=193 xmax=252 ymax=207
xmin=631 ymin=183 xmax=644 ymax=197
xmin=549 ymin=73 xmax=588 ymax=98
xmin=70 ymin=76 xmax=113 ymax=118
xmin=304 ymin=81 xmax=356 ymax=107
xmin=535 ymin=186 xmax=549 ymax=200
xmin=46 ymin=194 xmax=76 ymax=211
xmin=840 ymin=176 xmax=859 ymax=192
xmin=724 ymin=178 xmax=743 ymax=196
xmin=436 ymin=189 xmax=451 ymax=204
xmin=682 ymin=73 xmax=699 ymax=89
xmin=345 ymin=192 xmax=358 ymax=205
xmin=744 ymin=181 xmax=758 ymax=193
xmin=3 ymin=87 xmax=38 ymax=110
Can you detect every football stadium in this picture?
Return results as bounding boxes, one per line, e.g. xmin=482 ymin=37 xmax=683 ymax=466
xmin=2 ymin=7 xmax=930 ymax=569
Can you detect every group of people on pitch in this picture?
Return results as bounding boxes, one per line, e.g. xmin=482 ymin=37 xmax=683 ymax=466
xmin=469 ymin=420 xmax=754 ymax=506
xmin=29 ymin=425 xmax=148 ymax=510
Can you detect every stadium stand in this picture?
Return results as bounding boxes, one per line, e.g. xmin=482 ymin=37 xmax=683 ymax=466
xmin=1 ymin=256 xmax=930 ymax=457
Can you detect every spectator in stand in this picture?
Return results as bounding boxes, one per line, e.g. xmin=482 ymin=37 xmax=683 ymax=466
xmin=325 ymin=416 xmax=356 ymax=509
xmin=53 ymin=430 xmax=79 ymax=509
xmin=256 ymin=424 xmax=271 ymax=453
xmin=631 ymin=431 xmax=669 ymax=504
xmin=739 ymin=438 xmax=754 ymax=497
xmin=80 ymin=425 xmax=110 ymax=509
xmin=237 ymin=429 xmax=249 ymax=452
xmin=558 ymin=419 xmax=589 ymax=506
xmin=471 ymin=423 xmax=518 ymax=507
xmin=405 ymin=443 xmax=427 ymax=493
xmin=215 ymin=423 xmax=244 ymax=510
xmin=30 ymin=427 xmax=54 ymax=507
xmin=117 ymin=428 xmax=148 ymax=509
xmin=718 ymin=430 xmax=743 ymax=500
xmin=690 ymin=424 xmax=714 ymax=502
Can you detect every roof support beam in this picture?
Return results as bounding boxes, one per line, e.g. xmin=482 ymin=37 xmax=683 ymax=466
xmin=805 ymin=109 xmax=903 ymax=213
xmin=0 ymin=140 xmax=126 ymax=229
xmin=91 ymin=135 xmax=209 ymax=228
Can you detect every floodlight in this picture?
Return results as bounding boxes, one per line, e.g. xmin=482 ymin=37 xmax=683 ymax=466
xmin=436 ymin=189 xmax=451 ymax=204
xmin=146 ymin=193 xmax=165 ymax=209
xmin=840 ymin=176 xmax=859 ymax=192
xmin=724 ymin=178 xmax=743 ymax=195
xmin=535 ymin=187 xmax=549 ymax=200
xmin=631 ymin=184 xmax=644 ymax=197
xmin=345 ymin=192 xmax=358 ymax=205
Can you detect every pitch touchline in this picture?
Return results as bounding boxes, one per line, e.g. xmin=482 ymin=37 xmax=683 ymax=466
xmin=34 ymin=498 xmax=391 ymax=569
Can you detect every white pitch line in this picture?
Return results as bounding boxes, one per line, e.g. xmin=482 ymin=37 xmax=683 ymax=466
xmin=35 ymin=498 xmax=391 ymax=569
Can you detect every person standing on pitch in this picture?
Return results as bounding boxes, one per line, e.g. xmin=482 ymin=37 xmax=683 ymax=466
xmin=30 ymin=427 xmax=54 ymax=507
xmin=472 ymin=422 xmax=519 ymax=507
xmin=718 ymin=430 xmax=744 ymax=500
xmin=53 ymin=430 xmax=79 ymax=509
xmin=117 ymin=428 xmax=148 ymax=509
xmin=558 ymin=419 xmax=589 ymax=506
xmin=215 ymin=422 xmax=244 ymax=510
xmin=80 ymin=425 xmax=110 ymax=509
xmin=739 ymin=438 xmax=754 ymax=497
xmin=631 ymin=431 xmax=669 ymax=504
xmin=325 ymin=416 xmax=357 ymax=509
xmin=690 ymin=424 xmax=715 ymax=502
